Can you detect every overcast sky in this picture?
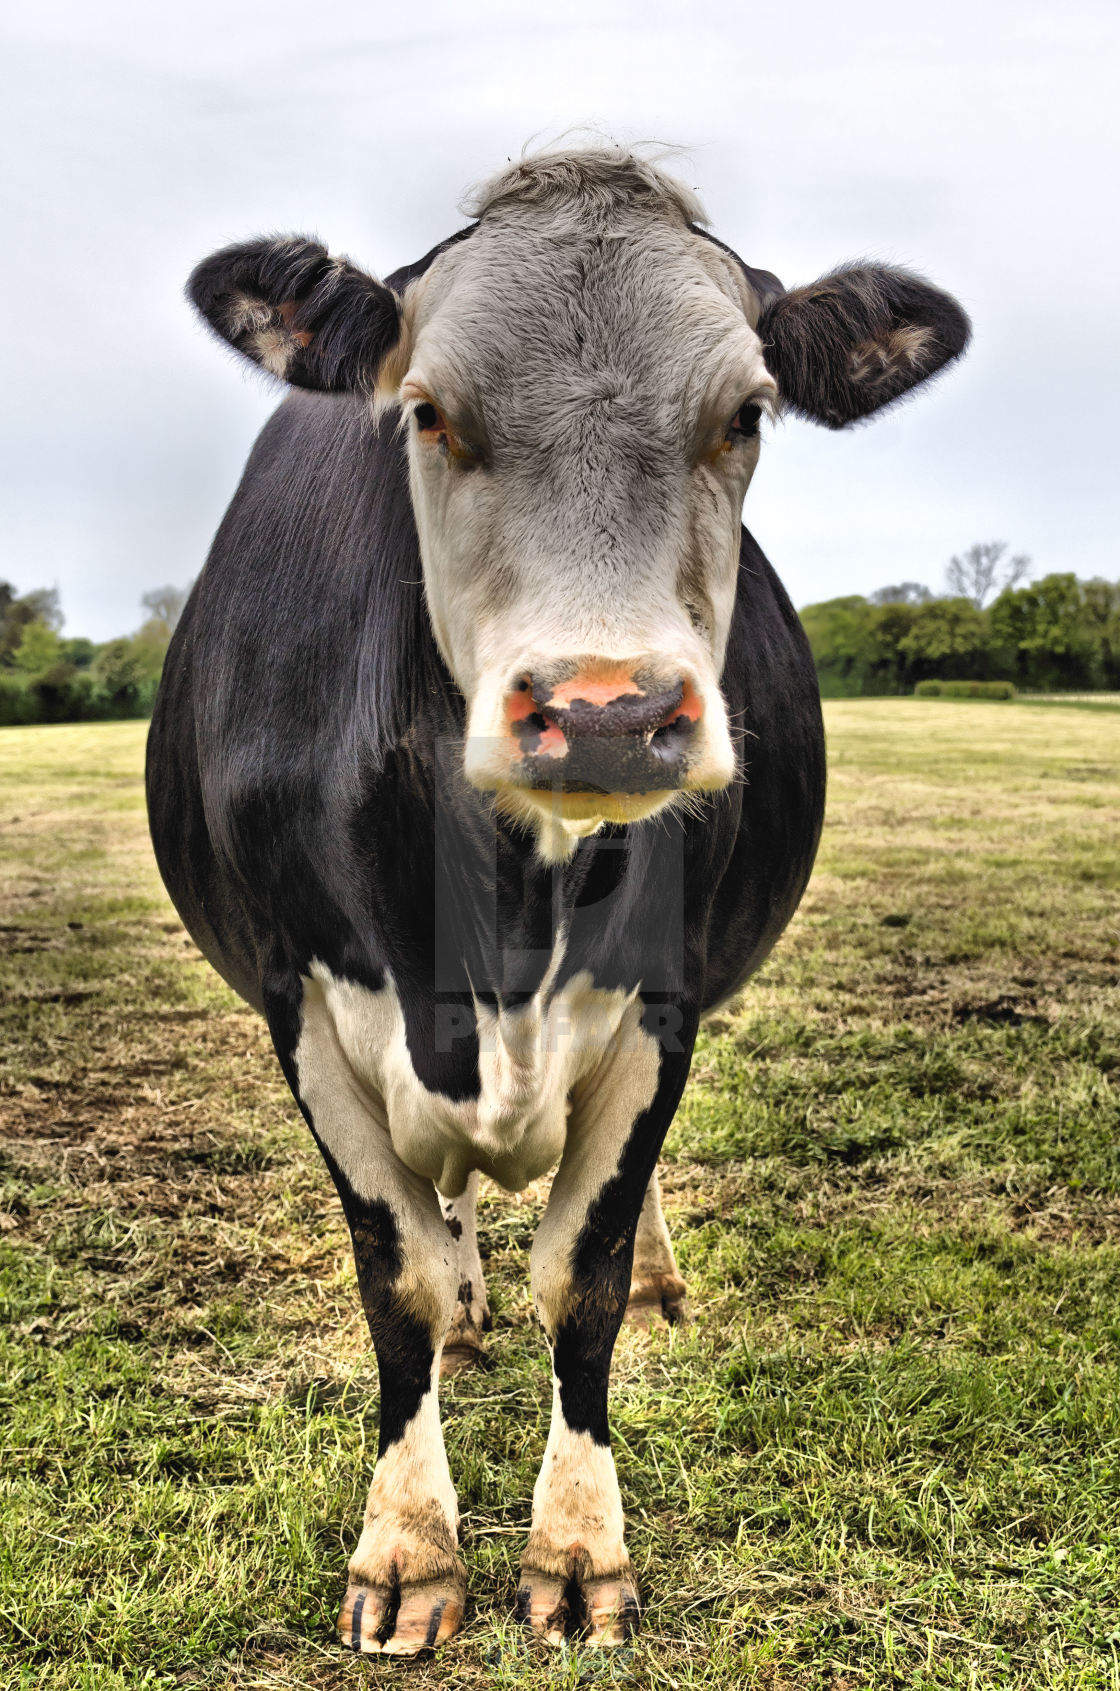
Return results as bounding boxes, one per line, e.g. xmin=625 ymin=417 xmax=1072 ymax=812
xmin=3 ymin=0 xmax=1117 ymax=638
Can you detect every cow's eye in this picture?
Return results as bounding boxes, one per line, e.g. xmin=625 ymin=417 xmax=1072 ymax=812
xmin=413 ymin=399 xmax=484 ymax=467
xmin=729 ymin=402 xmax=763 ymax=440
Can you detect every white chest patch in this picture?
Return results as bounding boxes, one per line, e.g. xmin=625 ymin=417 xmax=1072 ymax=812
xmin=294 ymin=953 xmax=634 ymax=1198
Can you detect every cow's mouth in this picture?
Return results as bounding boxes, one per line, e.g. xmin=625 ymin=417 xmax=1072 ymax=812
xmin=491 ymin=785 xmax=679 ymax=829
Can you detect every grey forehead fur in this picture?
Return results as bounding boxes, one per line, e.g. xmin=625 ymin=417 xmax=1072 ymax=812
xmin=405 ymin=163 xmax=768 ymax=678
xmin=410 ymin=201 xmax=765 ymax=475
xmin=462 ymin=146 xmax=709 ymax=231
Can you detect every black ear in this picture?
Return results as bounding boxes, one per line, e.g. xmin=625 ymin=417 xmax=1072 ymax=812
xmin=757 ymin=265 xmax=971 ymax=429
xmin=187 ymin=237 xmax=401 ymax=393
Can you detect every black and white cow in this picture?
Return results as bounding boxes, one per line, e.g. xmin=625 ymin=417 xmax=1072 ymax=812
xmin=147 ymin=147 xmax=968 ymax=1654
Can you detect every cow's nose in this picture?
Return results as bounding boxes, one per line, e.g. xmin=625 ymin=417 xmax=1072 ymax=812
xmin=505 ymin=662 xmax=704 ymax=791
xmin=534 ymin=673 xmax=686 ymax=739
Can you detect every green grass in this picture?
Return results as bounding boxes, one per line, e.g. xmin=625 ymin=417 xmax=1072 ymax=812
xmin=1 ymin=704 xmax=1118 ymax=1689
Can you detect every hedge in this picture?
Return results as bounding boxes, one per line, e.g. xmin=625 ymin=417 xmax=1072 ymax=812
xmin=0 ymin=670 xmax=159 ymax=727
xmin=914 ymin=680 xmax=1017 ymax=699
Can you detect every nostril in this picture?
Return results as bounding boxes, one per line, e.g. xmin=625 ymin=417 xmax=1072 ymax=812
xmin=649 ymin=714 xmax=695 ymax=764
xmin=523 ymin=711 xmax=549 ymax=735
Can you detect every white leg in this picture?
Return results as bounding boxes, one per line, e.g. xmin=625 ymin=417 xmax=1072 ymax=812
xmin=289 ymin=980 xmax=465 ymax=1655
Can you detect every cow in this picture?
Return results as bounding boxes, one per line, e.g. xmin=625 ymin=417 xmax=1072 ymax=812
xmin=147 ymin=146 xmax=969 ymax=1656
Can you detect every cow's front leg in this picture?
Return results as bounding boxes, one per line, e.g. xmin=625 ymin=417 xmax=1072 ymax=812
xmin=520 ymin=999 xmax=696 ymax=1646
xmin=282 ymin=986 xmax=465 ymax=1656
xmin=338 ymin=1193 xmax=465 ymax=1654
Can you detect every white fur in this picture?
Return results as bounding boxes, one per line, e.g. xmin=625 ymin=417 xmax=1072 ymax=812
xmin=440 ymin=1170 xmax=490 ymax=1338
xmin=296 ymin=955 xmax=642 ymax=1198
xmin=350 ymin=1363 xmax=459 ymax=1578
xmin=295 ymin=944 xmax=666 ymax=1626
xmin=530 ymin=995 xmax=661 ymax=1329
xmin=527 ymin=1377 xmax=628 ymax=1576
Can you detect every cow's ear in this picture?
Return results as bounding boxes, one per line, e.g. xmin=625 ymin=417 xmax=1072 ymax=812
xmin=757 ymin=265 xmax=970 ymax=429
xmin=187 ymin=237 xmax=401 ymax=393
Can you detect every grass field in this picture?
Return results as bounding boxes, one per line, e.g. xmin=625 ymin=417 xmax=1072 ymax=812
xmin=2 ymin=703 xmax=1119 ymax=1690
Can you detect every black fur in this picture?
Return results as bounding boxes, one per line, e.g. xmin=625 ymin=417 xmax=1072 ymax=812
xmin=757 ymin=264 xmax=971 ymax=428
xmin=347 ymin=1201 xmax=437 ymax=1452
xmin=187 ymin=236 xmax=401 ymax=393
xmin=551 ymin=1009 xmax=699 ymax=1443
xmin=149 ymin=394 xmax=823 ymax=1016
xmin=146 ymin=384 xmax=825 ymax=1453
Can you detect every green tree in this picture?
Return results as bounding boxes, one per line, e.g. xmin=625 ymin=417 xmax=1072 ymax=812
xmin=61 ymin=637 xmax=96 ymax=668
xmin=866 ymin=601 xmax=928 ymax=692
xmin=12 ymin=620 xmax=64 ymax=674
xmin=1080 ymin=578 xmax=1120 ymax=688
xmin=897 ymin=597 xmax=988 ymax=682
xmin=988 ymin=574 xmax=1096 ymax=690
xmin=93 ymin=637 xmax=149 ymax=712
xmin=797 ymin=597 xmax=876 ymax=696
xmin=19 ymin=586 xmax=63 ymax=631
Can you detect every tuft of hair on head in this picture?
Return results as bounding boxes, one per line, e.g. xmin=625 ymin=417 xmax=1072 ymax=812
xmin=757 ymin=263 xmax=971 ymax=429
xmin=463 ymin=140 xmax=708 ymax=230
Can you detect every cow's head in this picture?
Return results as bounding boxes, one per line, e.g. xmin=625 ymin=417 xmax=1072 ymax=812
xmin=189 ymin=148 xmax=969 ymax=856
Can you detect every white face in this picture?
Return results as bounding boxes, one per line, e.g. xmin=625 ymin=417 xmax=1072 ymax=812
xmin=391 ymin=204 xmax=777 ymax=845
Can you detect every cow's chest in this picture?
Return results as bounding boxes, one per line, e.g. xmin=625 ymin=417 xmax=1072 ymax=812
xmin=296 ymin=957 xmax=633 ymax=1197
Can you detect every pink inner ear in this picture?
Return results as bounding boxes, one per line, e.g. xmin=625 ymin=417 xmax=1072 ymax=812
xmin=277 ymin=300 xmax=314 ymax=348
xmin=849 ymin=326 xmax=933 ymax=386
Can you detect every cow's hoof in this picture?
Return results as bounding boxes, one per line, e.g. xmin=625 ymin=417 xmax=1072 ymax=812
xmin=440 ymin=1303 xmax=490 ymax=1376
xmin=439 ymin=1336 xmax=487 ymax=1377
xmin=515 ymin=1570 xmax=570 ymax=1645
xmin=584 ymin=1572 xmax=641 ymax=1644
xmin=625 ymin=1271 xmax=688 ymax=1328
xmin=516 ymin=1564 xmax=640 ymax=1647
xmin=338 ymin=1574 xmax=465 ymax=1655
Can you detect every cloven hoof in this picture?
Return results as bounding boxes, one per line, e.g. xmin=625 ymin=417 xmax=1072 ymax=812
xmin=338 ymin=1571 xmax=466 ymax=1655
xmin=625 ymin=1270 xmax=689 ymax=1328
xmin=516 ymin=1561 xmax=641 ymax=1646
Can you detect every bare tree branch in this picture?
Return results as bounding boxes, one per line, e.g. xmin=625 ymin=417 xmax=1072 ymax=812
xmin=141 ymin=585 xmax=190 ymax=631
xmin=945 ymin=542 xmax=1032 ymax=608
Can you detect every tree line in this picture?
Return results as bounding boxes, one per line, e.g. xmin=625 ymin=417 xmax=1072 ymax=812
xmin=0 ymin=583 xmax=187 ymax=727
xmin=801 ymin=545 xmax=1120 ymax=697
xmin=4 ymin=545 xmax=1119 ymax=727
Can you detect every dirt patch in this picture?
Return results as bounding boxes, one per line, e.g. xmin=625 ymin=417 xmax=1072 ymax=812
xmin=952 ymin=995 xmax=1048 ymax=1027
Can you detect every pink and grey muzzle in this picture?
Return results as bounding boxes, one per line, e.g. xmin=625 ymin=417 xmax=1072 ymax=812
xmin=503 ymin=659 xmax=705 ymax=794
